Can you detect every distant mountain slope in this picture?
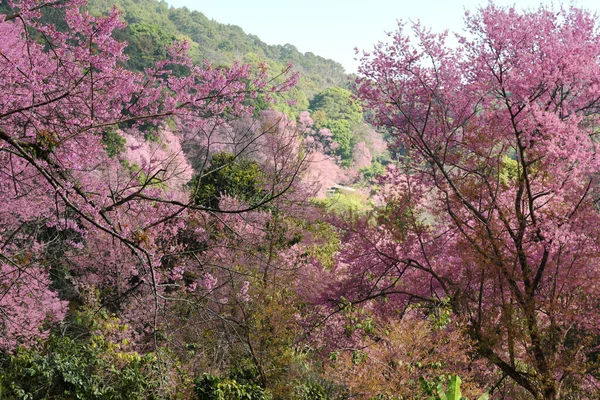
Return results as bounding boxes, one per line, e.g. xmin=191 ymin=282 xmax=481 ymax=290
xmin=86 ymin=0 xmax=348 ymax=103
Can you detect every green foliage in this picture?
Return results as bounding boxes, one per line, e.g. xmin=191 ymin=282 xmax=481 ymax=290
xmin=359 ymin=161 xmax=386 ymax=183
xmin=499 ymin=155 xmax=520 ymax=186
xmin=311 ymin=109 xmax=327 ymax=128
xmin=270 ymin=86 xmax=310 ymax=117
xmin=293 ymin=381 xmax=327 ymax=400
xmin=322 ymin=119 xmax=355 ymax=166
xmin=419 ymin=375 xmax=489 ymax=400
xmin=101 ymin=128 xmax=126 ymax=158
xmin=194 ymin=374 xmax=271 ymax=400
xmin=0 ymin=331 xmax=163 ymax=400
xmin=143 ymin=126 xmax=161 ymax=143
xmin=427 ymin=299 xmax=453 ymax=330
xmin=191 ymin=152 xmax=265 ymax=210
xmin=446 ymin=375 xmax=462 ymax=400
xmin=123 ymin=22 xmax=177 ymax=71
xmin=308 ymin=87 xmax=366 ymax=166
xmin=309 ymin=87 xmax=362 ymax=125
xmin=305 ymin=222 xmax=341 ymax=269
xmin=313 ymin=191 xmax=371 ymax=217
xmin=138 ymin=170 xmax=168 ymax=190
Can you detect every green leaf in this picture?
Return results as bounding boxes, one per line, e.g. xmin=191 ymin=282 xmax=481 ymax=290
xmin=446 ymin=375 xmax=462 ymax=400
xmin=436 ymin=382 xmax=447 ymax=400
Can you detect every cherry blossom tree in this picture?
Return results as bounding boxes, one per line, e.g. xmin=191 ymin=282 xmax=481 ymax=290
xmin=0 ymin=0 xmax=299 ymax=351
xmin=315 ymin=4 xmax=600 ymax=399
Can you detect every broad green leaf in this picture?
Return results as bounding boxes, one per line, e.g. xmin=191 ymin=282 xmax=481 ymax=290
xmin=447 ymin=375 xmax=462 ymax=400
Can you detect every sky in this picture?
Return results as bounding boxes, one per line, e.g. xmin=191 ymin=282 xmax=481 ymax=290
xmin=165 ymin=0 xmax=600 ymax=73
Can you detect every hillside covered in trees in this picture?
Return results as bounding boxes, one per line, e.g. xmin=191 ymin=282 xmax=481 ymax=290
xmin=87 ymin=0 xmax=348 ymax=111
xmin=80 ymin=0 xmax=388 ymax=185
xmin=2 ymin=1 xmax=600 ymax=399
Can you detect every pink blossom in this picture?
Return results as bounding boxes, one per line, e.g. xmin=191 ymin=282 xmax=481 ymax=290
xmin=201 ymin=273 xmax=218 ymax=291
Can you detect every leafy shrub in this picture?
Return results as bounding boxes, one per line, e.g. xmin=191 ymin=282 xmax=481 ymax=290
xmin=191 ymin=152 xmax=265 ymax=210
xmin=194 ymin=374 xmax=271 ymax=400
xmin=0 ymin=333 xmax=163 ymax=400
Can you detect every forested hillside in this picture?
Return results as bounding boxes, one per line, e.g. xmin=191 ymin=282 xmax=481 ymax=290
xmin=82 ymin=0 xmax=389 ymax=179
xmin=87 ymin=0 xmax=347 ymax=111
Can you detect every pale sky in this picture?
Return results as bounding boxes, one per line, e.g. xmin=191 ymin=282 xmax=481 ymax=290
xmin=165 ymin=0 xmax=600 ymax=73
